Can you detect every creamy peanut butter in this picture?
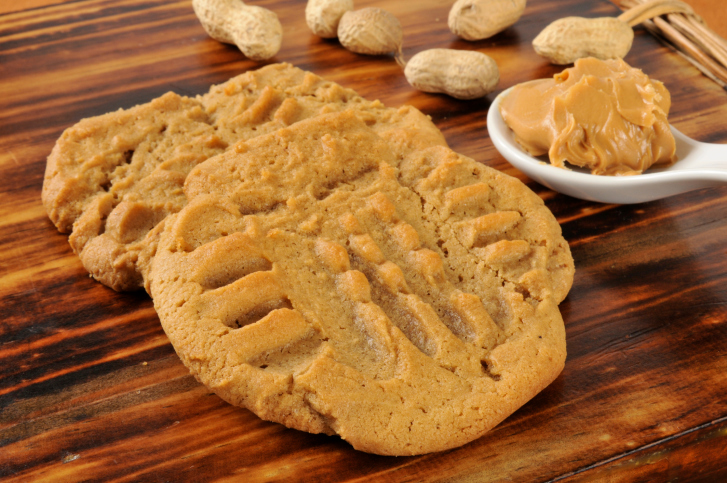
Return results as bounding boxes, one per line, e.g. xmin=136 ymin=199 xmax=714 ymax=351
xmin=499 ymin=57 xmax=677 ymax=175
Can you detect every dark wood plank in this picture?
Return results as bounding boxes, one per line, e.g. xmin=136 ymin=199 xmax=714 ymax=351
xmin=1 ymin=0 xmax=726 ymax=481
xmin=562 ymin=417 xmax=727 ymax=482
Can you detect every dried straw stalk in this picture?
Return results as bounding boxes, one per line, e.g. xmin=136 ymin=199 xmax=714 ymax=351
xmin=619 ymin=0 xmax=727 ymax=87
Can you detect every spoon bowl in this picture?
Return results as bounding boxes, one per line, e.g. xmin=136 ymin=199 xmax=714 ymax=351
xmin=487 ymin=87 xmax=727 ymax=204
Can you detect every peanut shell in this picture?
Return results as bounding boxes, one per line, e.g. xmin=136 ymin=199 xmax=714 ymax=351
xmin=404 ymin=49 xmax=499 ymax=100
xmin=338 ymin=7 xmax=403 ymax=55
xmin=305 ymin=0 xmax=354 ymax=38
xmin=449 ymin=0 xmax=527 ymax=41
xmin=532 ymin=16 xmax=634 ymax=65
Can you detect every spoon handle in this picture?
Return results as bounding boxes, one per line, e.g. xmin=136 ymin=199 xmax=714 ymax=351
xmin=671 ymin=128 xmax=727 ymax=173
xmin=692 ymin=141 xmax=727 ymax=172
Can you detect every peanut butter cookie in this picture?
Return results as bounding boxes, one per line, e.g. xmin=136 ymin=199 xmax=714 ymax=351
xmin=149 ymin=111 xmax=573 ymax=455
xmin=42 ymin=64 xmax=446 ymax=291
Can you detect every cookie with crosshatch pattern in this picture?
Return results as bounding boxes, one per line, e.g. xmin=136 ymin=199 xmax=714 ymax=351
xmin=42 ymin=63 xmax=447 ymax=291
xmin=148 ymin=110 xmax=573 ymax=455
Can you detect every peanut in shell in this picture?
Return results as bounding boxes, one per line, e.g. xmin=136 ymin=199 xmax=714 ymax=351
xmin=337 ymin=7 xmax=403 ymax=56
xmin=404 ymin=49 xmax=499 ymax=100
xmin=449 ymin=0 xmax=527 ymax=41
xmin=532 ymin=17 xmax=634 ymax=65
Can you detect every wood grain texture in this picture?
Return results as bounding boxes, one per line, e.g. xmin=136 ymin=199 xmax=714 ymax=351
xmin=1 ymin=0 xmax=727 ymax=481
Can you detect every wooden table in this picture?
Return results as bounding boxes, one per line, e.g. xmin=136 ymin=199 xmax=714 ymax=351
xmin=2 ymin=0 xmax=726 ymax=481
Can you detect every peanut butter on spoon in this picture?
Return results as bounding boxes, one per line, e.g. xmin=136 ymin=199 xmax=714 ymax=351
xmin=499 ymin=57 xmax=677 ymax=175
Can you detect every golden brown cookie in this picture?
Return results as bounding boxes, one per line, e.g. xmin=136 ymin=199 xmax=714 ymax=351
xmin=149 ymin=111 xmax=573 ymax=455
xmin=42 ymin=63 xmax=446 ymax=291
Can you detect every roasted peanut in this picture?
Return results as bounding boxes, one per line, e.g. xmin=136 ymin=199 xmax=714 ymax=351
xmin=306 ymin=0 xmax=354 ymax=38
xmin=532 ymin=17 xmax=634 ymax=65
xmin=404 ymin=49 xmax=499 ymax=100
xmin=192 ymin=0 xmax=283 ymax=61
xmin=337 ymin=7 xmax=403 ymax=57
xmin=533 ymin=0 xmax=700 ymax=66
xmin=449 ymin=0 xmax=527 ymax=41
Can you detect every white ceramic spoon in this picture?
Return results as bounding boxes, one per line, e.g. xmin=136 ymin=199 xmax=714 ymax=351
xmin=487 ymin=87 xmax=727 ymax=204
